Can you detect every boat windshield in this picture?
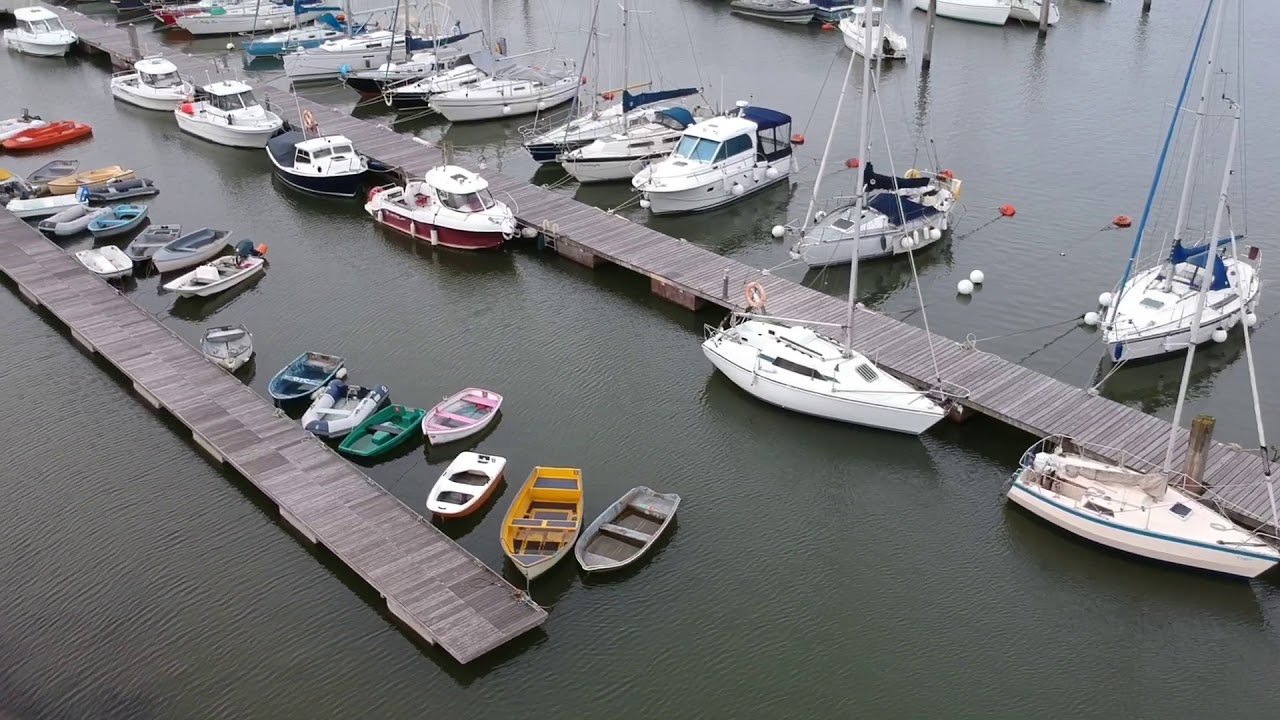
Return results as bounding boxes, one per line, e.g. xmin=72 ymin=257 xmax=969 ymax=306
xmin=208 ymin=91 xmax=260 ymax=112
xmin=142 ymin=71 xmax=184 ymax=89
xmin=673 ymin=135 xmax=720 ymax=163
xmin=25 ymin=19 xmax=62 ymax=33
xmin=441 ymin=189 xmax=497 ymax=212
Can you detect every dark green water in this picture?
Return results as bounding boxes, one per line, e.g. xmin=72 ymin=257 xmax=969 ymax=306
xmin=2 ymin=1 xmax=1279 ymax=717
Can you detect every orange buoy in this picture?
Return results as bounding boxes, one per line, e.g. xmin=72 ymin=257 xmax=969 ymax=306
xmin=938 ymin=169 xmax=954 ymax=181
xmin=744 ymin=281 xmax=767 ymax=309
xmin=1113 ymin=214 xmax=1133 ymax=228
xmin=601 ymin=91 xmax=615 ymax=101
xmin=791 ymin=133 xmax=805 ymax=145
xmin=845 ymin=158 xmax=859 ymax=168
xmin=998 ymin=204 xmax=1016 ymax=218
xmin=821 ymin=23 xmax=834 ymax=31
xmin=255 ymin=243 xmax=269 ymax=256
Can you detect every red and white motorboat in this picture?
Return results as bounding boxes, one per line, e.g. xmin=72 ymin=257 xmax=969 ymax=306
xmin=364 ymin=165 xmax=516 ymax=251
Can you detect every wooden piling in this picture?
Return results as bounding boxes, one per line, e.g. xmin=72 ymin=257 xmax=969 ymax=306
xmin=1183 ymin=415 xmax=1215 ymax=496
xmin=922 ymin=0 xmax=938 ymax=71
xmin=1038 ymin=0 xmax=1051 ymax=37
xmin=125 ymin=23 xmax=140 ymax=62
xmin=1142 ymin=0 xmax=1152 ymax=14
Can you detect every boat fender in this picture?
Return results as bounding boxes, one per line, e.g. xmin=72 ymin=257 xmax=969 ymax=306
xmin=744 ymin=281 xmax=766 ymax=310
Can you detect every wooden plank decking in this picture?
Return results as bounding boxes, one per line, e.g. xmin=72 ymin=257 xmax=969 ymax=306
xmin=0 ymin=212 xmax=546 ymax=664
xmin=48 ymin=8 xmax=1278 ymax=532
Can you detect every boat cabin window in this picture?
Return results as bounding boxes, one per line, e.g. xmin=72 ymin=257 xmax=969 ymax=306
xmin=208 ymin=91 xmax=260 ymax=112
xmin=440 ymin=189 xmax=496 ymax=212
xmin=756 ymin=120 xmax=793 ymax=162
xmin=656 ymin=113 xmax=687 ymax=132
xmin=141 ymin=71 xmax=184 ymax=89
xmin=311 ymin=147 xmax=333 ymax=160
xmin=1139 ymin=298 xmax=1165 ymax=310
xmin=673 ymin=135 xmax=720 ymax=163
xmin=295 ymin=149 xmax=313 ymax=164
xmin=629 ymin=141 xmax=654 ymax=150
xmin=771 ymin=357 xmax=833 ymax=382
xmin=1082 ymin=500 xmax=1115 ymax=517
xmin=330 ymin=144 xmax=353 ymax=156
xmin=723 ymin=134 xmax=754 ymax=159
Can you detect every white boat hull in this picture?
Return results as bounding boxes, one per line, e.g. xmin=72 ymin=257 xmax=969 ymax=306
xmin=3 ymin=33 xmax=76 ymax=57
xmin=1008 ymin=0 xmax=1058 ymax=25
xmin=426 ymin=452 xmax=506 ymax=517
xmin=701 ymin=337 xmax=942 ymax=435
xmin=517 ymin=540 xmax=575 ymax=581
xmin=911 ymin=0 xmax=1011 ymax=26
xmin=110 ymin=79 xmax=188 ymax=111
xmin=1007 ymin=477 xmax=1277 ymax=578
xmin=177 ymin=11 xmax=321 ymax=36
xmin=431 ymin=80 xmax=580 ymax=123
xmin=638 ymin=161 xmax=790 ymax=215
xmin=562 ymin=155 xmax=656 ymax=183
xmin=165 ymin=258 xmax=264 ymax=297
xmin=6 ymin=195 xmax=84 ymax=220
xmin=175 ymin=109 xmax=282 ymax=148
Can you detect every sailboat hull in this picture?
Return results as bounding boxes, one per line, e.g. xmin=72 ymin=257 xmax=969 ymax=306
xmin=1007 ymin=475 xmax=1278 ymax=578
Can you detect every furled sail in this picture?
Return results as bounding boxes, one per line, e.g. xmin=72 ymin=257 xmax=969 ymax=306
xmin=1035 ymin=452 xmax=1168 ymax=499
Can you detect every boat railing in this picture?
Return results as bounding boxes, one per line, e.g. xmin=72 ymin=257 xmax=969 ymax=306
xmin=1024 ymin=434 xmax=1280 ymax=543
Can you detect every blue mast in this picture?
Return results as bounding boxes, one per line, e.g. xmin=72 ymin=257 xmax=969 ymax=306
xmin=1111 ymin=0 xmax=1215 ymax=308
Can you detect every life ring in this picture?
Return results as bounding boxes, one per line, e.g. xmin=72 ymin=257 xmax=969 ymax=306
xmin=744 ymin=281 xmax=766 ymax=309
xmin=302 ymin=109 xmax=318 ymax=133
xmin=903 ymin=168 xmax=921 ymax=179
xmin=367 ymin=186 xmax=383 ymax=203
xmin=938 ymin=169 xmax=954 ymax=181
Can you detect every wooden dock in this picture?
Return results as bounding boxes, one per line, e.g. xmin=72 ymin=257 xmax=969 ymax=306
xmin=0 ymin=211 xmax=546 ymax=664
xmin=47 ymin=8 xmax=1278 ymax=533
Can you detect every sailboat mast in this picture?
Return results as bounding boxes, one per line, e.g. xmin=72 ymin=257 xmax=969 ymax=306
xmin=621 ymin=0 xmax=629 ymax=106
xmin=487 ymin=0 xmax=495 ymax=53
xmin=1161 ymin=0 xmax=1229 ymax=284
xmin=799 ymin=47 xmax=857 ymax=237
xmin=1160 ymin=99 xmax=1239 ymax=476
xmin=843 ymin=1 xmax=876 ymax=356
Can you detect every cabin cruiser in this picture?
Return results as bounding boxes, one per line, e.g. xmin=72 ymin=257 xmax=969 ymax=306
xmin=561 ymin=104 xmax=700 ymax=184
xmin=266 ymin=132 xmax=369 ymax=197
xmin=632 ymin=101 xmax=795 ymax=215
xmin=174 ymin=80 xmax=283 ymax=148
xmin=110 ymin=57 xmax=195 ymax=111
xmin=365 ymin=165 xmax=516 ymax=250
xmin=840 ymin=5 xmax=908 ymax=60
xmin=3 ymin=7 xmax=77 ymax=57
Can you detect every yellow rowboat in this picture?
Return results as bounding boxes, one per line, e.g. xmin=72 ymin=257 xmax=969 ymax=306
xmin=501 ymin=466 xmax=583 ymax=580
xmin=46 ymin=166 xmax=135 ymax=195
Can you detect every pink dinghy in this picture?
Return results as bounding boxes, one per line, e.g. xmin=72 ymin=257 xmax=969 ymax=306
xmin=421 ymin=388 xmax=504 ymax=445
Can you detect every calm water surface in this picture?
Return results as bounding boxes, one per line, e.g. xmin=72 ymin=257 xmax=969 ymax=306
xmin=2 ymin=1 xmax=1279 ymax=717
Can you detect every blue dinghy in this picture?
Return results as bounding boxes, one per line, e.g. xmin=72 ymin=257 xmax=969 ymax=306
xmin=87 ymin=204 xmax=149 ymax=239
xmin=268 ymin=351 xmax=347 ymax=402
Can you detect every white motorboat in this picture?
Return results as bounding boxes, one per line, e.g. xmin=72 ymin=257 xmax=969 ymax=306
xmin=176 ymin=0 xmax=323 ymax=36
xmin=0 ymin=110 xmax=48 ymax=142
xmin=365 ymin=165 xmax=516 ymax=250
xmin=301 ymin=379 xmax=390 ymax=439
xmin=74 ymin=246 xmax=134 ymax=280
xmin=3 ymin=7 xmax=77 ymax=57
xmin=789 ymin=164 xmax=960 ymax=266
xmin=6 ymin=192 xmax=86 ymax=220
xmin=163 ymin=250 xmax=266 ymax=297
xmin=840 ymin=4 xmax=908 ymax=60
xmin=632 ymin=101 xmax=795 ymax=215
xmin=265 ymin=131 xmax=369 ymax=197
xmin=110 ymin=57 xmax=195 ymax=112
xmin=1101 ymin=0 xmax=1259 ymax=364
xmin=426 ymin=452 xmax=507 ymax=518
xmin=910 ymin=0 xmax=1010 ymax=26
xmin=200 ymin=324 xmax=254 ymax=372
xmin=701 ymin=17 xmax=947 ymax=436
xmin=174 ymin=80 xmax=284 ymax=149
xmin=702 ymin=318 xmax=945 ymax=434
xmin=561 ymin=105 xmax=699 ymax=183
xmin=430 ymin=62 xmax=580 ymax=123
xmin=1008 ymin=0 xmax=1059 ymax=25
xmin=1007 ymin=438 xmax=1279 ymax=578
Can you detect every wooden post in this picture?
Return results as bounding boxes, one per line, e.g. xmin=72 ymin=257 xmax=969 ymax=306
xmin=721 ymin=269 xmax=729 ymax=298
xmin=1038 ymin=0 xmax=1051 ymax=37
xmin=1142 ymin=0 xmax=1152 ymax=14
xmin=1182 ymin=415 xmax=1215 ymax=496
xmin=922 ymin=0 xmax=938 ymax=71
xmin=126 ymin=23 xmax=141 ymax=62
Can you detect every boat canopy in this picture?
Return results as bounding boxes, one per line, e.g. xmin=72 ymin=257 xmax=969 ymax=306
xmin=862 ymin=162 xmax=931 ymax=192
xmin=1163 ymin=235 xmax=1241 ymax=292
xmin=658 ymin=107 xmax=696 ymax=130
xmin=745 ymin=107 xmax=792 ymax=162
xmin=622 ymin=87 xmax=699 ymax=113
xmin=267 ymin=130 xmax=307 ymax=166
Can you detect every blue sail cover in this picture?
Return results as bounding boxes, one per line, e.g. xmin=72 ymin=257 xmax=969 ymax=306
xmin=743 ymin=107 xmax=791 ymax=131
xmin=622 ymin=88 xmax=699 ymax=113
xmin=867 ymin=193 xmax=939 ymax=226
xmin=1166 ymin=235 xmax=1241 ymax=291
xmin=862 ymin=162 xmax=931 ymax=192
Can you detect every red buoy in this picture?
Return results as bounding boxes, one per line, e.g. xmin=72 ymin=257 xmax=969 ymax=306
xmin=821 ymin=23 xmax=835 ymax=31
xmin=845 ymin=158 xmax=859 ymax=168
xmin=999 ymin=204 xmax=1016 ymax=217
xmin=256 ymin=243 xmax=269 ymax=256
xmin=179 ymin=103 xmax=194 ymax=115
xmin=580 ymin=75 xmax=588 ymax=86
xmin=791 ymin=134 xmax=805 ymax=145
xmin=938 ymin=169 xmax=954 ymax=181
xmin=1113 ymin=214 xmax=1133 ymax=228
xmin=601 ymin=91 xmax=615 ymax=101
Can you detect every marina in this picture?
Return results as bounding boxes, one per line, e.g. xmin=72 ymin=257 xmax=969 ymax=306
xmin=3 ymin=1 xmax=1280 ymax=717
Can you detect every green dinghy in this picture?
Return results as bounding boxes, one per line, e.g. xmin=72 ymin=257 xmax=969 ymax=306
xmin=337 ymin=404 xmax=426 ymax=458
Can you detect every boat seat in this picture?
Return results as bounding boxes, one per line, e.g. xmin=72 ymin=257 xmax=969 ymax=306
xmin=368 ymin=423 xmax=403 ymax=435
xmin=543 ymin=520 xmax=578 ymax=529
xmin=533 ymin=477 xmax=578 ymax=490
xmin=626 ymin=503 xmax=669 ymax=523
xmin=511 ymin=518 xmax=542 ymax=527
xmin=600 ymin=522 xmax=653 ymax=544
xmin=280 ymin=375 xmax=323 ymax=385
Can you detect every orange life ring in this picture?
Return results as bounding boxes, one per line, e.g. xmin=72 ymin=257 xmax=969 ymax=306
xmin=368 ymin=186 xmax=383 ymax=203
xmin=744 ymin=281 xmax=766 ymax=309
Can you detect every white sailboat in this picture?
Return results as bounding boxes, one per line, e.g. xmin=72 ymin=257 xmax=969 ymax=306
xmin=1008 ymin=0 xmax=1279 ymax=579
xmin=1100 ymin=1 xmax=1260 ymax=365
xmin=700 ymin=15 xmax=946 ymax=436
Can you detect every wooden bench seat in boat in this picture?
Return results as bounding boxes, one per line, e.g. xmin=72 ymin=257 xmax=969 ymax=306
xmin=511 ymin=518 xmax=577 ymax=529
xmin=280 ymin=374 xmax=323 ymax=385
xmin=533 ymin=477 xmax=578 ymax=490
xmin=599 ymin=522 xmax=653 ymax=545
xmin=626 ymin=502 xmax=670 ymax=523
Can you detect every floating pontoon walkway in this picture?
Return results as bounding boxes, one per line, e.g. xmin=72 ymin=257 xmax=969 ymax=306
xmin=46 ymin=7 xmax=1277 ymax=533
xmin=0 ymin=212 xmax=546 ymax=664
